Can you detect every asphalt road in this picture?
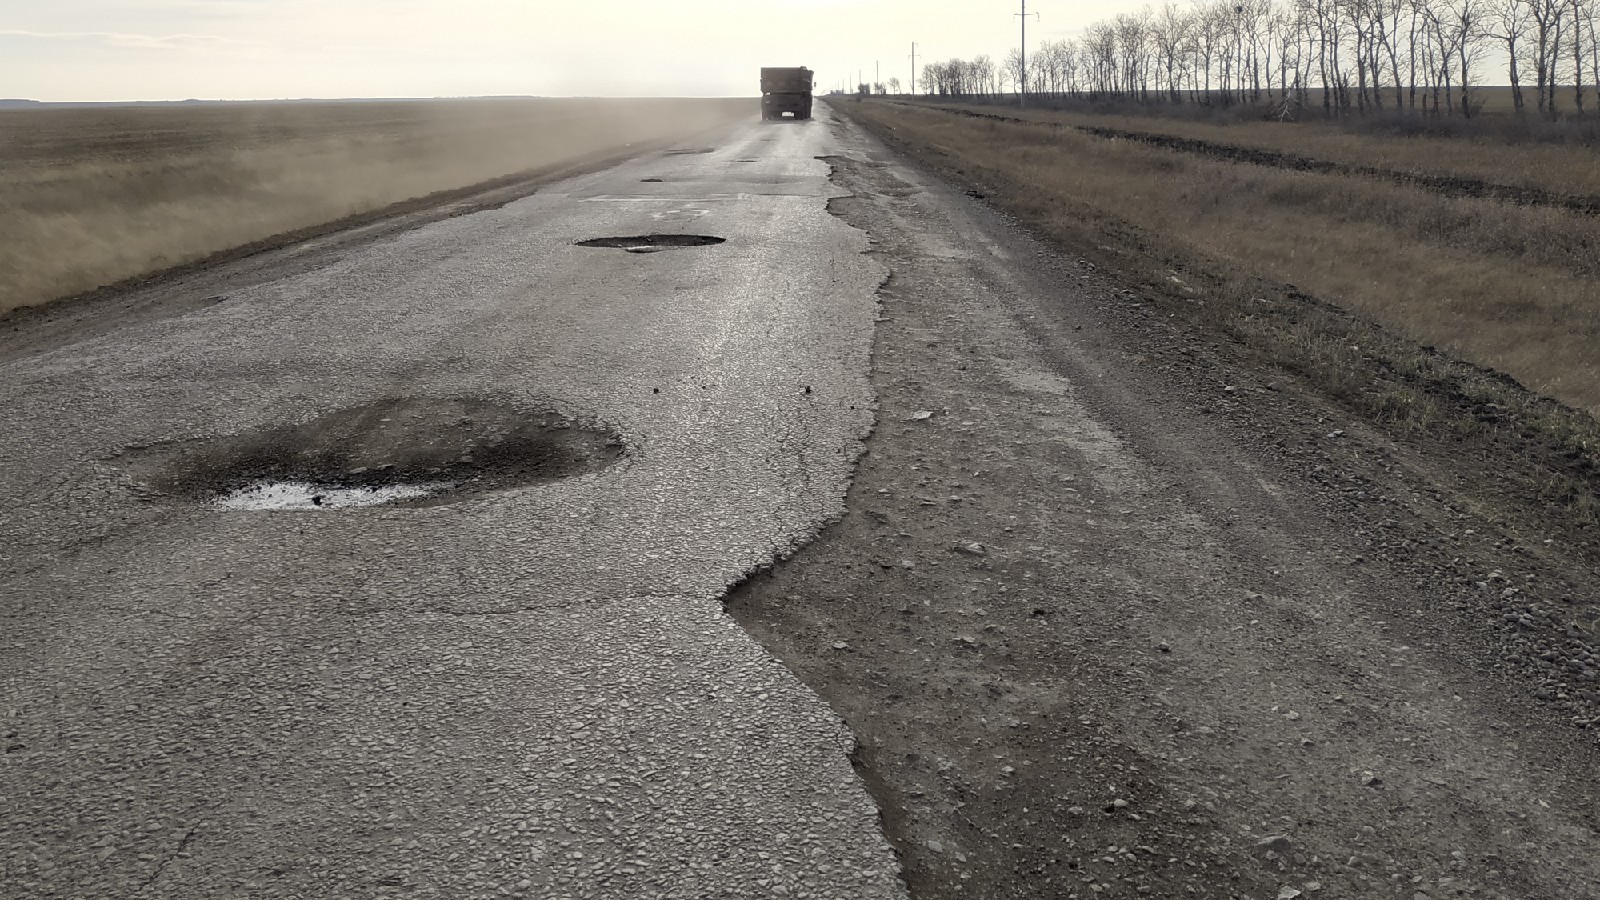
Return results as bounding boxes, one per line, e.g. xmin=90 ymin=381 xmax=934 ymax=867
xmin=1 ymin=108 xmax=905 ymax=898
xmin=15 ymin=99 xmax=1600 ymax=900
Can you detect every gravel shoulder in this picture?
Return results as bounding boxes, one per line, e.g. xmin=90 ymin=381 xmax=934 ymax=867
xmin=726 ymin=110 xmax=1600 ymax=899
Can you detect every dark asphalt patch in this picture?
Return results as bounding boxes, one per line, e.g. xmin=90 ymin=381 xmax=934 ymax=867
xmin=575 ymin=235 xmax=726 ymax=254
xmin=117 ymin=396 xmax=626 ymax=509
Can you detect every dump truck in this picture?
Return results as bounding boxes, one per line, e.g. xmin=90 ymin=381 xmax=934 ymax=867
xmin=760 ymin=67 xmax=814 ymax=120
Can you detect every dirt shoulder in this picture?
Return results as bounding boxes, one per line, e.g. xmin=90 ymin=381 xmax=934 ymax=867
xmin=831 ymin=101 xmax=1600 ymax=425
xmin=725 ymin=107 xmax=1600 ymax=899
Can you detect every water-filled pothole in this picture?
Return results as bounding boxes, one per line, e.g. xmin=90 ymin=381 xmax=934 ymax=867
xmin=118 ymin=397 xmax=625 ymax=510
xmin=575 ymin=235 xmax=726 ymax=254
xmin=218 ymin=480 xmax=451 ymax=510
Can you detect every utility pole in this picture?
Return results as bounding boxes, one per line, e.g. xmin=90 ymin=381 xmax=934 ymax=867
xmin=910 ymin=42 xmax=918 ymax=95
xmin=1016 ymin=0 xmax=1039 ymax=109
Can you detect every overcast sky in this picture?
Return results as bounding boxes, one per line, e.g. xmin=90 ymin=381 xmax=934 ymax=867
xmin=2 ymin=0 xmax=1130 ymax=101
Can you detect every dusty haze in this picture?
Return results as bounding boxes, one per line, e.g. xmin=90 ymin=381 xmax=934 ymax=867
xmin=0 ymin=98 xmax=752 ymax=313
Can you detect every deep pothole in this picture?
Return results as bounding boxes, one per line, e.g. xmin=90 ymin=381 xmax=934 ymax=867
xmin=117 ymin=397 xmax=626 ymax=510
xmin=575 ymin=234 xmax=726 ymax=254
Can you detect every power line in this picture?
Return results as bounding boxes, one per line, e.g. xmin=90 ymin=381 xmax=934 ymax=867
xmin=1016 ymin=1 xmax=1039 ymax=109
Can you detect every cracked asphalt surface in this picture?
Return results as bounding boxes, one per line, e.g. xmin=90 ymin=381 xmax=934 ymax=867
xmin=1 ymin=108 xmax=905 ymax=898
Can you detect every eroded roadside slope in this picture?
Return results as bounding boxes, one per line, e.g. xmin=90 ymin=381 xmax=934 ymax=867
xmin=727 ymin=113 xmax=1600 ymax=899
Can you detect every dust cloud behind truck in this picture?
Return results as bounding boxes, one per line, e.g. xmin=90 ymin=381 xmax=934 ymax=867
xmin=760 ymin=67 xmax=814 ymax=120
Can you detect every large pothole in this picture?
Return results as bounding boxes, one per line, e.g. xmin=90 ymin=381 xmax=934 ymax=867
xmin=118 ymin=397 xmax=626 ymax=510
xmin=576 ymin=235 xmax=726 ymax=254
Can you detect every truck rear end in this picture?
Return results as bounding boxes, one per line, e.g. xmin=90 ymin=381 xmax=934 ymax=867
xmin=760 ymin=67 xmax=814 ymax=120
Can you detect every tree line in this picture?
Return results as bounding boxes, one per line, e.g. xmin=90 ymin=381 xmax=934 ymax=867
xmin=916 ymin=0 xmax=1600 ymax=117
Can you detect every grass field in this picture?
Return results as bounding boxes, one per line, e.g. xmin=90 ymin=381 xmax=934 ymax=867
xmin=0 ymin=98 xmax=751 ymax=313
xmin=906 ymin=98 xmax=1600 ymax=199
xmin=841 ymin=99 xmax=1600 ymax=425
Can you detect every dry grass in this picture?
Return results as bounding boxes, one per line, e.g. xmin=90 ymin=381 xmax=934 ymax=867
xmin=0 ymin=98 xmax=751 ymax=313
xmin=906 ymin=99 xmax=1600 ymax=199
xmin=845 ymin=101 xmax=1600 ymax=421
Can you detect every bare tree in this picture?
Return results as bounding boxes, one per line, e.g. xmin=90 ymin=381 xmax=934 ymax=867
xmin=1452 ymin=0 xmax=1489 ymax=116
xmin=1591 ymin=4 xmax=1600 ymax=103
xmin=1529 ymin=0 xmax=1566 ymax=114
xmin=1004 ymin=48 xmax=1027 ymax=97
xmin=1572 ymin=0 xmax=1591 ymax=112
xmin=1272 ymin=3 xmax=1312 ymax=103
xmin=1083 ymin=22 xmax=1119 ymax=95
xmin=1490 ymin=0 xmax=1532 ymax=112
xmin=1152 ymin=4 xmax=1194 ymax=101
xmin=1423 ymin=1 xmax=1457 ymax=114
xmin=970 ymin=54 xmax=998 ymax=98
xmin=1193 ymin=2 xmax=1231 ymax=102
xmin=1114 ymin=11 xmax=1153 ymax=100
xmin=1369 ymin=0 xmax=1408 ymax=107
xmin=1347 ymin=0 xmax=1379 ymax=111
xmin=1300 ymin=0 xmax=1344 ymax=113
xmin=1032 ymin=39 xmax=1078 ymax=98
xmin=1406 ymin=0 xmax=1426 ymax=107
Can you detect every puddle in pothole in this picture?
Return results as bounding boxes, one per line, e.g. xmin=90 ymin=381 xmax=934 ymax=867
xmin=575 ymin=234 xmax=725 ymax=253
xmin=117 ymin=397 xmax=626 ymax=510
xmin=218 ymin=480 xmax=453 ymax=510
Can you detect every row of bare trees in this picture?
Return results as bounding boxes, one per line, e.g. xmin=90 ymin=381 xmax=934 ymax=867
xmin=916 ymin=0 xmax=1600 ymax=117
xmin=919 ymin=54 xmax=1007 ymax=97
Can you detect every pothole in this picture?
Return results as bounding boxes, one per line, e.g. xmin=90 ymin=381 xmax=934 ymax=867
xmin=664 ymin=148 xmax=714 ymax=155
xmin=117 ymin=397 xmax=626 ymax=510
xmin=640 ymin=177 xmax=664 ymax=183
xmin=575 ymin=234 xmax=726 ymax=254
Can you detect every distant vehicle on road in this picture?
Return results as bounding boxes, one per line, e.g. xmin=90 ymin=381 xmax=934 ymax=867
xmin=761 ymin=67 xmax=814 ymax=120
